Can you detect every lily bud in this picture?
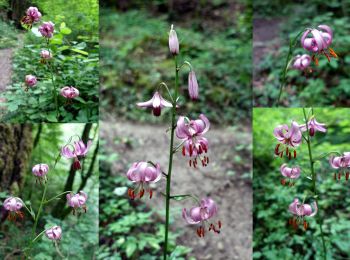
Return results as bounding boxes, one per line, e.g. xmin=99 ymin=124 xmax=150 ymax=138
xmin=169 ymin=24 xmax=179 ymax=55
xmin=188 ymin=70 xmax=199 ymax=100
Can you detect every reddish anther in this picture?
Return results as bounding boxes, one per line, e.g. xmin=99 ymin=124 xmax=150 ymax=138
xmin=189 ymin=160 xmax=192 ymax=167
xmin=218 ymin=220 xmax=222 ymax=229
xmin=182 ymin=146 xmax=185 ymax=156
xmin=303 ymin=220 xmax=308 ymax=230
xmin=288 ymin=152 xmax=291 ymax=160
xmin=149 ymin=189 xmax=153 ymax=199
xmin=346 ymin=172 xmax=349 ymax=181
xmin=338 ymin=172 xmax=342 ymax=180
xmin=294 ymin=150 xmax=296 ymax=158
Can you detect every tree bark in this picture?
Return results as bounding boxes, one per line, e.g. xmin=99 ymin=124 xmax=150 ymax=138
xmin=8 ymin=0 xmax=28 ymax=27
xmin=0 ymin=124 xmax=32 ymax=192
xmin=51 ymin=123 xmax=93 ymax=219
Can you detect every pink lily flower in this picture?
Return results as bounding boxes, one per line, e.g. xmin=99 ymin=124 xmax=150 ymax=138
xmin=288 ymin=198 xmax=317 ymax=230
xmin=60 ymin=86 xmax=80 ymax=99
xmin=40 ymin=49 xmax=52 ymax=60
xmin=67 ymin=191 xmax=88 ymax=214
xmin=39 ymin=21 xmax=55 ymax=38
xmin=188 ymin=70 xmax=199 ymax=100
xmin=273 ymin=121 xmax=302 ymax=159
xmin=126 ymin=162 xmax=162 ymax=199
xmin=21 ymin=7 xmax=41 ymax=27
xmin=137 ymin=91 xmax=172 ymax=116
xmin=45 ymin=226 xmax=62 ymax=241
xmin=169 ymin=24 xmax=179 ymax=55
xmin=3 ymin=197 xmax=24 ymax=221
xmin=176 ymin=114 xmax=210 ymax=168
xmin=293 ymin=54 xmax=311 ymax=71
xmin=25 ymin=75 xmax=37 ymax=88
xmin=301 ymin=25 xmax=337 ymax=64
xmin=61 ymin=140 xmax=92 ymax=170
xmin=182 ymin=198 xmax=221 ymax=237
xmin=280 ymin=163 xmax=300 ymax=186
xmin=329 ymin=152 xmax=350 ymax=181
xmin=32 ymin=163 xmax=49 ymax=184
xmin=300 ymin=116 xmax=327 ymax=136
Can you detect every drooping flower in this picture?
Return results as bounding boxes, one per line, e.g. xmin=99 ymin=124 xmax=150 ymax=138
xmin=45 ymin=226 xmax=62 ymax=241
xmin=21 ymin=7 xmax=41 ymax=27
xmin=40 ymin=50 xmax=52 ymax=60
xmin=169 ymin=24 xmax=179 ymax=55
xmin=25 ymin=75 xmax=37 ymax=88
xmin=300 ymin=116 xmax=326 ymax=137
xmin=182 ymin=198 xmax=221 ymax=237
xmin=66 ymin=191 xmax=88 ymax=214
xmin=293 ymin=54 xmax=311 ymax=71
xmin=39 ymin=21 xmax=55 ymax=38
xmin=176 ymin=114 xmax=210 ymax=168
xmin=301 ymin=25 xmax=337 ymax=64
xmin=288 ymin=198 xmax=317 ymax=230
xmin=126 ymin=162 xmax=162 ymax=199
xmin=32 ymin=163 xmax=49 ymax=184
xmin=280 ymin=163 xmax=300 ymax=186
xmin=329 ymin=152 xmax=350 ymax=181
xmin=3 ymin=197 xmax=24 ymax=221
xmin=61 ymin=139 xmax=92 ymax=170
xmin=137 ymin=91 xmax=172 ymax=116
xmin=273 ymin=121 xmax=302 ymax=159
xmin=188 ymin=70 xmax=199 ymax=100
xmin=60 ymin=86 xmax=80 ymax=99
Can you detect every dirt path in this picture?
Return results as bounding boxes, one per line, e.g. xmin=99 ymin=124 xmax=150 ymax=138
xmin=0 ymin=48 xmax=14 ymax=91
xmin=253 ymin=18 xmax=283 ymax=88
xmin=101 ymin=119 xmax=252 ymax=259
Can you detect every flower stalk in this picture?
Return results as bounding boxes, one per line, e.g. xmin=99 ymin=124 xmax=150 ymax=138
xmin=46 ymin=40 xmax=59 ymax=118
xmin=163 ymin=55 xmax=179 ymax=260
xmin=302 ymin=108 xmax=327 ymax=259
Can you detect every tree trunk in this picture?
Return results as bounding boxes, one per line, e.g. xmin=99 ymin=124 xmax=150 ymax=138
xmin=51 ymin=123 xmax=93 ymax=219
xmin=0 ymin=124 xmax=32 ymax=192
xmin=8 ymin=0 xmax=28 ymax=27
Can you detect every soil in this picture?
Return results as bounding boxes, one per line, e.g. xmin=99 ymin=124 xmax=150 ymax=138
xmin=253 ymin=18 xmax=283 ymax=89
xmin=101 ymin=118 xmax=252 ymax=260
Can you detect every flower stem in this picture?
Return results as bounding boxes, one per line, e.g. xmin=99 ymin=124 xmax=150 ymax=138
xmin=46 ymin=40 xmax=59 ymax=119
xmin=29 ymin=181 xmax=48 ymax=252
xmin=302 ymin=108 xmax=327 ymax=259
xmin=275 ymin=31 xmax=303 ymax=107
xmin=44 ymin=191 xmax=72 ymax=205
xmin=163 ymin=55 xmax=178 ymax=260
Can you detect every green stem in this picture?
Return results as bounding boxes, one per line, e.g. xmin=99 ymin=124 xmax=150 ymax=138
xmin=275 ymin=31 xmax=303 ymax=107
xmin=29 ymin=181 xmax=48 ymax=251
xmin=313 ymin=151 xmax=341 ymax=162
xmin=163 ymin=55 xmax=178 ymax=260
xmin=44 ymin=191 xmax=72 ymax=205
xmin=46 ymin=40 xmax=59 ymax=119
xmin=302 ymin=108 xmax=327 ymax=259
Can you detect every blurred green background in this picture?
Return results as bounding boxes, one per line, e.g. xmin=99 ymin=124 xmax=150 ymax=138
xmin=253 ymin=1 xmax=350 ymax=107
xmin=0 ymin=123 xmax=99 ymax=259
xmin=253 ymin=108 xmax=350 ymax=259
xmin=100 ymin=0 xmax=252 ymax=125
xmin=0 ymin=0 xmax=99 ymax=122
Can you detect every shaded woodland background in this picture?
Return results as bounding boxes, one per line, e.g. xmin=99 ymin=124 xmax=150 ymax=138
xmin=253 ymin=0 xmax=350 ymax=107
xmin=0 ymin=123 xmax=99 ymax=259
xmin=253 ymin=108 xmax=350 ymax=259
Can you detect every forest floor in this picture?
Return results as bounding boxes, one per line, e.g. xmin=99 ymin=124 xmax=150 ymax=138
xmin=253 ymin=18 xmax=282 ymax=88
xmin=101 ymin=118 xmax=252 ymax=260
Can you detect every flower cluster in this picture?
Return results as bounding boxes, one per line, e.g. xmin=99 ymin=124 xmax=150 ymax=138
xmin=126 ymin=25 xmax=220 ymax=239
xmin=273 ymin=115 xmax=327 ymax=230
xmin=293 ymin=24 xmax=337 ymax=72
xmin=22 ymin=7 xmax=80 ymax=102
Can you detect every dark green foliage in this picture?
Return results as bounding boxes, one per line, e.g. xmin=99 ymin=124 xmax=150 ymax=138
xmin=0 ymin=20 xmax=18 ymax=49
xmin=253 ymin=108 xmax=350 ymax=259
xmin=98 ymin=138 xmax=192 ymax=259
xmin=100 ymin=6 xmax=251 ymax=125
xmin=254 ymin=1 xmax=350 ymax=107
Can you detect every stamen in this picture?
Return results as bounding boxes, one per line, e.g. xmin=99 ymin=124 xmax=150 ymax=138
xmin=303 ymin=220 xmax=308 ymax=230
xmin=288 ymin=152 xmax=291 ymax=160
xmin=218 ymin=220 xmax=222 ymax=229
xmin=149 ymin=189 xmax=153 ymax=199
xmin=294 ymin=150 xmax=296 ymax=158
xmin=279 ymin=151 xmax=283 ymax=158
xmin=346 ymin=172 xmax=349 ymax=181
xmin=329 ymin=47 xmax=338 ymax=58
xmin=139 ymin=189 xmax=145 ymax=198
xmin=333 ymin=172 xmax=336 ymax=180
xmin=338 ymin=172 xmax=342 ymax=180
xmin=189 ymin=145 xmax=193 ymax=157
xmin=275 ymin=144 xmax=280 ymax=155
xmin=281 ymin=179 xmax=286 ymax=186
xmin=182 ymin=146 xmax=185 ymax=156
xmin=189 ymin=160 xmax=192 ymax=167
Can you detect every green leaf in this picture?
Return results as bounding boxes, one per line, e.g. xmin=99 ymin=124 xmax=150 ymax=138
xmin=71 ymin=48 xmax=89 ymax=56
xmin=125 ymin=243 xmax=136 ymax=258
xmin=61 ymin=27 xmax=72 ymax=35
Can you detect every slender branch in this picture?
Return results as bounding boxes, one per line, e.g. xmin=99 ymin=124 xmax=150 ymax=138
xmin=163 ymin=55 xmax=179 ymax=260
xmin=275 ymin=31 xmax=303 ymax=107
xmin=31 ymin=229 xmax=47 ymax=244
xmin=148 ymin=161 xmax=168 ymax=177
xmin=158 ymin=82 xmax=175 ymax=103
xmin=46 ymin=40 xmax=59 ymax=118
xmin=313 ymin=151 xmax=342 ymax=162
xmin=44 ymin=191 xmax=72 ymax=205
